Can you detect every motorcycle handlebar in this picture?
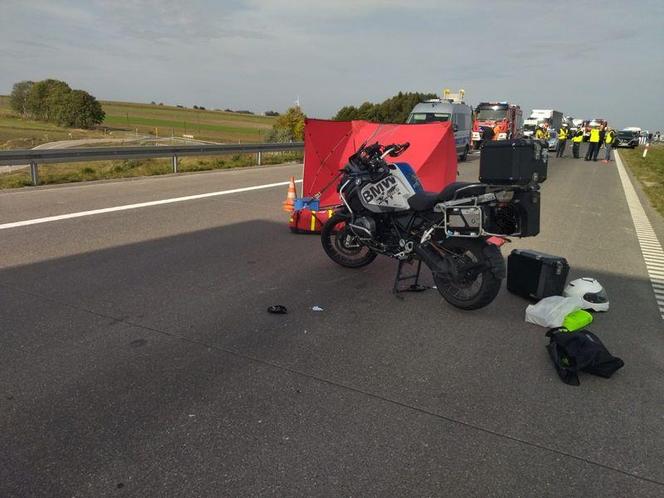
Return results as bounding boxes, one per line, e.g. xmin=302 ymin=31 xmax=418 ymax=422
xmin=345 ymin=141 xmax=411 ymax=173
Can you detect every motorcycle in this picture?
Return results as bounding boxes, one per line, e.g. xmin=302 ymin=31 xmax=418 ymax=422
xmin=320 ymin=141 xmax=543 ymax=310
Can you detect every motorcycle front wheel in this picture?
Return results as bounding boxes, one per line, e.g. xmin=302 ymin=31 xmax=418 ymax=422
xmin=321 ymin=214 xmax=377 ymax=268
xmin=432 ymin=238 xmax=502 ymax=310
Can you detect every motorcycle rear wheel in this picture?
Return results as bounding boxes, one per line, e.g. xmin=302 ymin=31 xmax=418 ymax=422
xmin=321 ymin=214 xmax=377 ymax=268
xmin=433 ymin=238 xmax=502 ymax=310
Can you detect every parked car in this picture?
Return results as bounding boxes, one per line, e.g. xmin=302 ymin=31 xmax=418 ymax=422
xmin=613 ymin=130 xmax=640 ymax=148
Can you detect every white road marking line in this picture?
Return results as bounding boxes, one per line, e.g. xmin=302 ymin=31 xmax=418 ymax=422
xmin=0 ymin=179 xmax=303 ymax=230
xmin=615 ymin=151 xmax=664 ymax=320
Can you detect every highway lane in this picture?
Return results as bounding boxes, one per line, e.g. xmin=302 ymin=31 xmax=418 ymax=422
xmin=1 ymin=152 xmax=663 ymax=496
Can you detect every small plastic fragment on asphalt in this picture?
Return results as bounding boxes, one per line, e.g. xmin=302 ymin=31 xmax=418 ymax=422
xmin=267 ymin=305 xmax=288 ymax=314
xmin=312 ymin=306 xmax=324 ymax=312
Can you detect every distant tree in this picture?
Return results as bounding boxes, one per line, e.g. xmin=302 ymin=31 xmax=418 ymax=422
xmin=224 ymin=108 xmax=234 ymax=112
xmin=9 ymin=80 xmax=34 ymax=116
xmin=199 ymin=106 xmax=206 ymax=110
xmin=158 ymin=102 xmax=164 ymax=106
xmin=60 ymin=90 xmax=105 ymax=128
xmin=10 ymin=78 xmax=104 ymax=129
xmin=333 ymin=105 xmax=358 ymax=121
xmin=150 ymin=101 xmax=156 ymax=105
xmin=264 ymin=110 xmax=280 ymax=117
xmin=267 ymin=106 xmax=306 ymax=142
xmin=193 ymin=105 xmax=199 ymax=110
xmin=333 ymin=91 xmax=437 ymax=123
xmin=44 ymin=80 xmax=73 ymax=124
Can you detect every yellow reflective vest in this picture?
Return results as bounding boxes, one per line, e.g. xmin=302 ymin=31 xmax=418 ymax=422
xmin=605 ymin=130 xmax=615 ymax=144
xmin=589 ymin=128 xmax=601 ymax=143
xmin=535 ymin=128 xmax=545 ymax=139
xmin=572 ymin=131 xmax=583 ymax=143
xmin=558 ymin=128 xmax=568 ymax=140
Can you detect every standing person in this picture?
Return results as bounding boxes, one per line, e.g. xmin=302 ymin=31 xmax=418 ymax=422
xmin=585 ymin=125 xmax=601 ymax=161
xmin=593 ymin=123 xmax=606 ymax=161
xmin=556 ymin=124 xmax=569 ymax=157
xmin=535 ymin=124 xmax=546 ymax=140
xmin=572 ymin=127 xmax=584 ymax=158
xmin=603 ymin=126 xmax=615 ymax=163
xmin=481 ymin=125 xmax=495 ymax=145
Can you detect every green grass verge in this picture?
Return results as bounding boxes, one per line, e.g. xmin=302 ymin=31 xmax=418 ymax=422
xmin=0 ymin=152 xmax=302 ymax=189
xmin=619 ymin=144 xmax=664 ymax=215
xmin=102 ymin=115 xmax=266 ymax=136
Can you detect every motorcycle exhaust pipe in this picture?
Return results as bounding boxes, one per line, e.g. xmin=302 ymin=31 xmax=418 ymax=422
xmin=414 ymin=242 xmax=453 ymax=276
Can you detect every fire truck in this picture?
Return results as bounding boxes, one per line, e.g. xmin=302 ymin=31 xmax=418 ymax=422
xmin=472 ymin=102 xmax=523 ymax=149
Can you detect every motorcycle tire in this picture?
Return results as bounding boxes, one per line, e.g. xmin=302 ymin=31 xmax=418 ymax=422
xmin=433 ymin=238 xmax=503 ymax=310
xmin=321 ymin=213 xmax=377 ymax=268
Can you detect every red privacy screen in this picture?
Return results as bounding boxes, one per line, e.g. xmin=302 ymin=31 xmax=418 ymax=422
xmin=302 ymin=118 xmax=458 ymax=206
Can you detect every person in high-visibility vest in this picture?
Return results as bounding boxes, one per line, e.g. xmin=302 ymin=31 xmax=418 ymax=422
xmin=585 ymin=126 xmax=602 ymax=161
xmin=556 ymin=124 xmax=569 ymax=158
xmin=572 ymin=128 xmax=584 ymax=158
xmin=535 ymin=125 xmax=546 ymax=140
xmin=603 ymin=126 xmax=616 ymax=163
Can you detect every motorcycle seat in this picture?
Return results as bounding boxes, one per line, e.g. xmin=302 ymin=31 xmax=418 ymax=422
xmin=407 ymin=182 xmax=485 ymax=211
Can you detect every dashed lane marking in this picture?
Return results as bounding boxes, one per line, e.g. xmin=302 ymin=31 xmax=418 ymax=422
xmin=615 ymin=151 xmax=664 ymax=320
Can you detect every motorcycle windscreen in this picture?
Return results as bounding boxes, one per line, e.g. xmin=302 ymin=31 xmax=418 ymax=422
xmin=303 ymin=118 xmax=458 ymax=207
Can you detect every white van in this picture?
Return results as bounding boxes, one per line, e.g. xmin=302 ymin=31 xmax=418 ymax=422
xmin=406 ymin=99 xmax=473 ymax=161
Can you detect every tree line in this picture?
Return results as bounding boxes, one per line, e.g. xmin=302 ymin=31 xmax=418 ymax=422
xmin=9 ymin=79 xmax=105 ymax=129
xmin=266 ymin=91 xmax=438 ymax=143
xmin=333 ymin=91 xmax=437 ymax=123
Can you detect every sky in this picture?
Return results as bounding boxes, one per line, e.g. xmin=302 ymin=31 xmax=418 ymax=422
xmin=1 ymin=0 xmax=663 ymax=130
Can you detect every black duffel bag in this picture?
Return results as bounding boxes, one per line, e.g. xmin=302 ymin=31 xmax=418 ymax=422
xmin=545 ymin=329 xmax=624 ymax=386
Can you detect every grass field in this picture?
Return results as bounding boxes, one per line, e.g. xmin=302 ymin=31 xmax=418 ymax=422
xmin=620 ymin=144 xmax=664 ymax=215
xmin=100 ymin=101 xmax=275 ymax=142
xmin=0 ymin=96 xmax=277 ymax=149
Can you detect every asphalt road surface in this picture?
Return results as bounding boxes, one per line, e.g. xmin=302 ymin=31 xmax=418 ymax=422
xmin=1 ymin=148 xmax=663 ymax=497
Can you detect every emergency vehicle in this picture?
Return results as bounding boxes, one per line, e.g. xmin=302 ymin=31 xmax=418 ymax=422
xmin=472 ymin=102 xmax=523 ymax=149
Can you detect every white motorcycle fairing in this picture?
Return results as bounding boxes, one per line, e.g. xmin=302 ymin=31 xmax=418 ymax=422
xmin=359 ymin=164 xmax=418 ymax=213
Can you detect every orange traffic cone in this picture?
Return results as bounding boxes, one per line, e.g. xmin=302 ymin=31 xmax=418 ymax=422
xmin=282 ymin=176 xmax=297 ymax=212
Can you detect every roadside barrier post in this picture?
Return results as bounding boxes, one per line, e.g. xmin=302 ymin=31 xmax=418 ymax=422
xmin=30 ymin=161 xmax=39 ymax=186
xmin=643 ymin=143 xmax=649 ymax=158
xmin=172 ymin=155 xmax=178 ymax=173
xmin=257 ymin=151 xmax=262 ymax=166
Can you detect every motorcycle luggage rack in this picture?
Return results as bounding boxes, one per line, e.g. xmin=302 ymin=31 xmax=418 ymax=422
xmin=392 ymin=259 xmax=428 ymax=298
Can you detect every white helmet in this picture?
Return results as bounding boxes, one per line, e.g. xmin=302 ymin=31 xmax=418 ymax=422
xmin=563 ymin=278 xmax=609 ymax=312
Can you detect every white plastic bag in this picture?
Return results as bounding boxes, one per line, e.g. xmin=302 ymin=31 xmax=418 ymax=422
xmin=525 ymin=295 xmax=584 ymax=328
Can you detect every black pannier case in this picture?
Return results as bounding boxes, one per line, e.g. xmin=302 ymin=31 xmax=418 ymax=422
xmin=507 ymin=249 xmax=569 ymax=300
xmin=513 ymin=189 xmax=541 ymax=237
xmin=480 ymin=139 xmax=548 ymax=185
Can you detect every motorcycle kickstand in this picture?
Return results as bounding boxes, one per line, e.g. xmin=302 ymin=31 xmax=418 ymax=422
xmin=392 ymin=259 xmax=428 ymax=299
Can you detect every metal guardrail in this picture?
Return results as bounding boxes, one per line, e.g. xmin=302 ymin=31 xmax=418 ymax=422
xmin=0 ymin=142 xmax=304 ymax=185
